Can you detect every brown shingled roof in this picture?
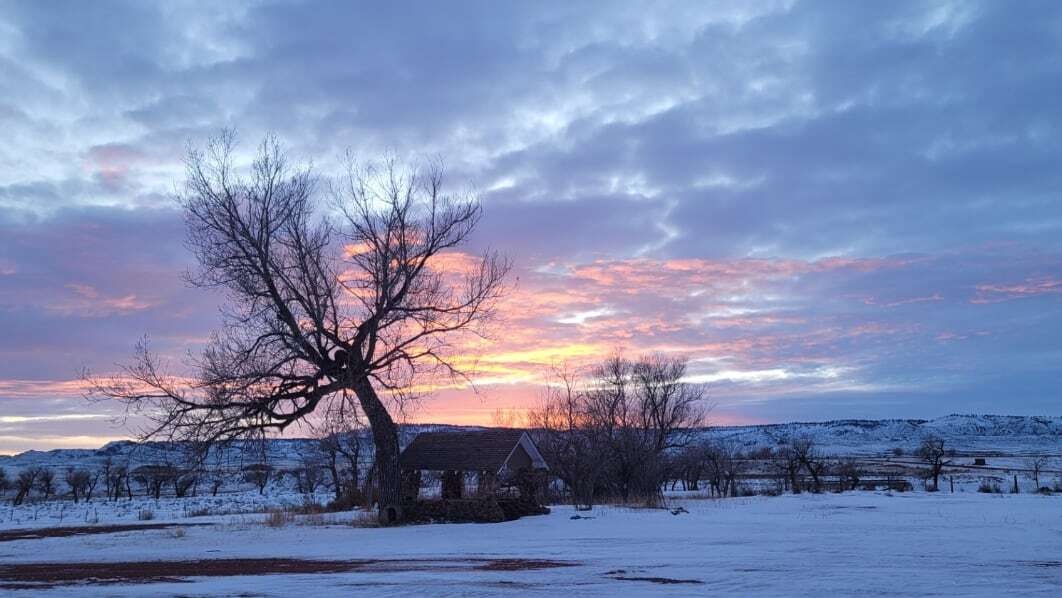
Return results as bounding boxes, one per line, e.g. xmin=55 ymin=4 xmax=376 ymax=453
xmin=399 ymin=429 xmax=529 ymax=472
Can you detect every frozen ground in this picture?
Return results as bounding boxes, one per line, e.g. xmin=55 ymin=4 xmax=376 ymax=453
xmin=0 ymin=491 xmax=1058 ymax=596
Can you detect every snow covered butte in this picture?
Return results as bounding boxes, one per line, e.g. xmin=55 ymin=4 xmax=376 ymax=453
xmin=699 ymin=414 xmax=1062 ymax=456
xmin=0 ymin=414 xmax=1058 ymax=474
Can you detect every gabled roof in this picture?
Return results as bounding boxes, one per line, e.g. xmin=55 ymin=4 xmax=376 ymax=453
xmin=399 ymin=429 xmax=548 ymax=473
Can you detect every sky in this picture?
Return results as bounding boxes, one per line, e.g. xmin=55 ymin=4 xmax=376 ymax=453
xmin=1 ymin=0 xmax=1061 ymax=453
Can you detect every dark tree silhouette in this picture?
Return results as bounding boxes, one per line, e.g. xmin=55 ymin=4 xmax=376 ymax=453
xmin=85 ymin=132 xmax=509 ymax=521
xmin=917 ymin=436 xmax=952 ymax=491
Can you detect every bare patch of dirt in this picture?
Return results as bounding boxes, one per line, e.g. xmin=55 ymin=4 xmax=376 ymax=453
xmin=475 ymin=559 xmax=575 ymax=571
xmin=1023 ymin=561 xmax=1062 ymax=568
xmin=0 ymin=523 xmax=212 ymax=543
xmin=0 ymin=557 xmax=578 ymax=590
xmin=609 ymin=575 xmax=705 ymax=585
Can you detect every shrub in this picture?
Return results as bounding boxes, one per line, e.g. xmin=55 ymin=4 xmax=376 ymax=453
xmin=892 ymin=447 xmax=905 ymax=457
xmin=137 ymin=508 xmax=155 ymax=521
xmin=977 ymin=481 xmax=1002 ymax=494
xmin=265 ymin=510 xmax=292 ymax=527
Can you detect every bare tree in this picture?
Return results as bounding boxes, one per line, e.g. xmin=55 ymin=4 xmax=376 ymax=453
xmin=204 ymin=449 xmax=229 ymax=497
xmin=529 ymin=368 xmax=602 ymax=508
xmin=836 ymin=459 xmax=862 ymax=492
xmin=172 ymin=447 xmax=203 ymax=498
xmin=698 ymin=442 xmax=748 ymax=497
xmin=791 ymin=437 xmax=828 ymax=493
xmin=315 ymin=406 xmax=364 ymax=502
xmin=35 ymin=468 xmax=56 ymax=500
xmin=917 ymin=436 xmax=952 ymax=491
xmin=1026 ymin=455 xmax=1049 ymax=488
xmin=64 ymin=468 xmax=94 ymax=503
xmin=13 ymin=469 xmax=38 ymax=506
xmin=530 ymin=356 xmax=707 ymax=505
xmin=84 ymin=132 xmax=510 ymax=521
xmin=243 ymin=463 xmax=273 ymax=495
xmin=102 ymin=460 xmax=131 ymax=501
xmin=0 ymin=468 xmax=7 ymax=498
xmin=133 ymin=465 xmax=174 ymax=500
xmin=293 ymin=455 xmax=325 ymax=495
xmin=770 ymin=443 xmax=803 ymax=494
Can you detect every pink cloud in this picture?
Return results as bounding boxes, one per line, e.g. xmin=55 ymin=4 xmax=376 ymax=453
xmin=47 ymin=283 xmax=155 ymax=317
xmin=971 ymin=276 xmax=1062 ymax=303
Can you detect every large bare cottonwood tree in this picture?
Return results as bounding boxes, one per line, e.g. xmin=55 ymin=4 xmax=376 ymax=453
xmin=87 ymin=132 xmax=510 ymax=520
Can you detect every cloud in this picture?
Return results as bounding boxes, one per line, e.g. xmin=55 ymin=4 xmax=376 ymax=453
xmin=0 ymin=0 xmax=1061 ymax=448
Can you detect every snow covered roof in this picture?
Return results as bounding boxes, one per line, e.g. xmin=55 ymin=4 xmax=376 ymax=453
xmin=399 ymin=429 xmax=548 ymax=473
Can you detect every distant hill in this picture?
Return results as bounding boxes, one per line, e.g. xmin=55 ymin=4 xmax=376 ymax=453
xmin=698 ymin=414 xmax=1062 ymax=456
xmin=1 ymin=415 xmax=1059 ymax=473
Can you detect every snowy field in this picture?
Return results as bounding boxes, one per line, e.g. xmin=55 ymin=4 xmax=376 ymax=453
xmin=0 ymin=491 xmax=1059 ymax=596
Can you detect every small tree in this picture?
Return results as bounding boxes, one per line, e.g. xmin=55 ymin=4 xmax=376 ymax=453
xmin=293 ymin=456 xmax=325 ymax=495
xmin=35 ymin=468 xmax=56 ymax=500
xmin=103 ymin=461 xmax=130 ymax=501
xmin=315 ymin=405 xmax=364 ymax=502
xmin=792 ymin=437 xmax=828 ymax=493
xmin=917 ymin=436 xmax=952 ymax=491
xmin=1026 ymin=456 xmax=1049 ymax=488
xmin=0 ymin=468 xmax=8 ymax=497
xmin=133 ymin=465 xmax=173 ymax=500
xmin=243 ymin=464 xmax=273 ymax=495
xmin=836 ymin=459 xmax=862 ymax=491
xmin=770 ymin=442 xmax=803 ymax=494
xmin=65 ymin=468 xmax=93 ymax=503
xmin=13 ymin=469 xmax=39 ymax=505
xmin=528 ymin=368 xmax=604 ymax=509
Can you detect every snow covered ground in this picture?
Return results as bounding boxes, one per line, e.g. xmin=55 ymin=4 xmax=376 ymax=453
xmin=0 ymin=489 xmax=336 ymax=531
xmin=0 ymin=491 xmax=1059 ymax=596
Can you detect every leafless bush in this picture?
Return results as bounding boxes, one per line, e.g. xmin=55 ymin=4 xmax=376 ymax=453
xmin=265 ymin=510 xmax=295 ymax=527
xmin=977 ymin=480 xmax=1002 ymax=494
xmin=138 ymin=508 xmax=155 ymax=520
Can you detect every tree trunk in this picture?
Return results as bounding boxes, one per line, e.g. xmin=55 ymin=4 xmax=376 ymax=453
xmin=353 ymin=377 xmax=402 ymax=523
